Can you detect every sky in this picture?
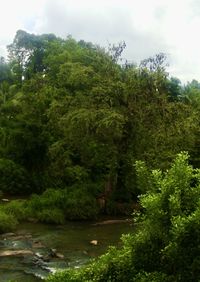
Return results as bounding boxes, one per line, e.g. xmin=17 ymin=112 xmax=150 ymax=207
xmin=0 ymin=0 xmax=200 ymax=83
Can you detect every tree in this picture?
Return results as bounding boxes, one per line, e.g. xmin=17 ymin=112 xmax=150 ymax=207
xmin=7 ymin=30 xmax=57 ymax=82
xmin=166 ymin=77 xmax=182 ymax=101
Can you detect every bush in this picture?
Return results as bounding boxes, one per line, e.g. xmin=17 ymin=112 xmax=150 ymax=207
xmin=2 ymin=200 xmax=28 ymax=221
xmin=0 ymin=200 xmax=28 ymax=231
xmin=134 ymin=271 xmax=174 ymax=282
xmin=0 ymin=197 xmax=65 ymax=227
xmin=26 ymin=189 xmax=65 ymax=224
xmin=63 ymin=188 xmax=99 ymax=220
xmin=27 ymin=187 xmax=99 ymax=223
xmin=36 ymin=208 xmax=65 ymax=224
xmin=0 ymin=210 xmax=18 ymax=233
xmin=28 ymin=189 xmax=65 ymax=211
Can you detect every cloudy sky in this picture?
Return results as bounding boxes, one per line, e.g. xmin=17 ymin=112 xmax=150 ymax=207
xmin=0 ymin=0 xmax=200 ymax=83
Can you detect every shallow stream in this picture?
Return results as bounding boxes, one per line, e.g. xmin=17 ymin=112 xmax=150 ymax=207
xmin=0 ymin=219 xmax=133 ymax=281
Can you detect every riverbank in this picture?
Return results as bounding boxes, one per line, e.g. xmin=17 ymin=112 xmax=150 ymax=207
xmin=0 ymin=188 xmax=136 ymax=235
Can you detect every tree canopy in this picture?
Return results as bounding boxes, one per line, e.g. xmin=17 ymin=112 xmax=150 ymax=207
xmin=0 ymin=29 xmax=199 ymax=207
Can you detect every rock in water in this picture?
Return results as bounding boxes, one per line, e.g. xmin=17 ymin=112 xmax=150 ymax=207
xmin=32 ymin=240 xmax=44 ymax=248
xmin=2 ymin=198 xmax=9 ymax=202
xmin=0 ymin=250 xmax=33 ymax=257
xmin=90 ymin=240 xmax=98 ymax=246
xmin=49 ymin=248 xmax=65 ymax=259
xmin=55 ymin=253 xmax=64 ymax=259
xmin=93 ymin=219 xmax=131 ymax=226
xmin=1 ymin=232 xmax=16 ymax=237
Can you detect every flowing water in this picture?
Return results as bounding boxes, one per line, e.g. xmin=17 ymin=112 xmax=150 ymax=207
xmin=0 ymin=219 xmax=133 ymax=281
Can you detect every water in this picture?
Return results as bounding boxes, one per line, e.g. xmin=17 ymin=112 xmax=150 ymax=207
xmin=0 ymin=219 xmax=133 ymax=281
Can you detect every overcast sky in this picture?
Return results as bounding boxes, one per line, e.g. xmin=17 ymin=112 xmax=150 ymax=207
xmin=0 ymin=0 xmax=200 ymax=83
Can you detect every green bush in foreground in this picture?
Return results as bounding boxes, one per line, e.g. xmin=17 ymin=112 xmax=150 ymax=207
xmin=46 ymin=152 xmax=200 ymax=282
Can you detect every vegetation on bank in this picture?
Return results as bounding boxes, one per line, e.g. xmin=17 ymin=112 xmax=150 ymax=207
xmin=0 ymin=187 xmax=99 ymax=232
xmin=47 ymin=152 xmax=200 ymax=282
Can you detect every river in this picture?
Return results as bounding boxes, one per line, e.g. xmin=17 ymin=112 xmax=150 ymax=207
xmin=0 ymin=219 xmax=133 ymax=281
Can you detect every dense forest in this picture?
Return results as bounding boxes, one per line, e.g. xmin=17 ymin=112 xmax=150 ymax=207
xmin=1 ymin=30 xmax=200 ymax=281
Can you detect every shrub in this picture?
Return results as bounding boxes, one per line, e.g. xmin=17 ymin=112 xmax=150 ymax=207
xmin=63 ymin=188 xmax=99 ymax=220
xmin=36 ymin=208 xmax=65 ymax=224
xmin=134 ymin=271 xmax=174 ymax=282
xmin=27 ymin=188 xmax=99 ymax=222
xmin=26 ymin=189 xmax=65 ymax=224
xmin=28 ymin=189 xmax=64 ymax=211
xmin=2 ymin=200 xmax=28 ymax=221
xmin=0 ymin=210 xmax=18 ymax=233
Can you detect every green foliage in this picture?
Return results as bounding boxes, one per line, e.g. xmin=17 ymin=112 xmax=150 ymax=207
xmin=46 ymin=153 xmax=200 ymax=281
xmin=0 ymin=187 xmax=99 ymax=226
xmin=27 ymin=188 xmax=99 ymax=223
xmin=0 ymin=210 xmax=18 ymax=233
xmin=63 ymin=188 xmax=99 ymax=220
xmin=26 ymin=189 xmax=65 ymax=224
xmin=134 ymin=271 xmax=173 ymax=282
xmin=1 ymin=200 xmax=28 ymax=221
xmin=134 ymin=160 xmax=155 ymax=193
xmin=36 ymin=208 xmax=65 ymax=224
xmin=1 ymin=30 xmax=200 ymax=220
xmin=131 ymin=152 xmax=200 ymax=281
xmin=0 ymin=199 xmax=30 ymax=232
xmin=0 ymin=158 xmax=30 ymax=194
xmin=2 ymin=30 xmax=199 ymax=202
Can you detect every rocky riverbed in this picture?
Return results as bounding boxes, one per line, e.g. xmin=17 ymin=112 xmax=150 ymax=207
xmin=0 ymin=220 xmax=133 ymax=281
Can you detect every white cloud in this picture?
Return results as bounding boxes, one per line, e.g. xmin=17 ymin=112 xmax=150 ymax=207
xmin=0 ymin=0 xmax=200 ymax=83
xmin=0 ymin=0 xmax=47 ymax=47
